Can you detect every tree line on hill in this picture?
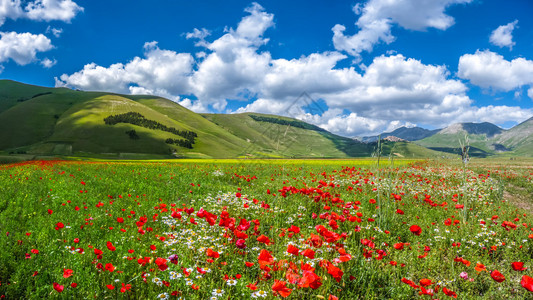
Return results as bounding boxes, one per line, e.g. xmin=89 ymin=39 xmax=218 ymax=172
xmin=104 ymin=112 xmax=197 ymax=148
xmin=249 ymin=114 xmax=325 ymax=132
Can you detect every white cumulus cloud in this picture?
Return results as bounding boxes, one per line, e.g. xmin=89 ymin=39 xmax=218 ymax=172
xmin=489 ymin=20 xmax=518 ymax=50
xmin=0 ymin=31 xmax=52 ymax=65
xmin=0 ymin=0 xmax=82 ymax=26
xmin=25 ymin=0 xmax=83 ymax=22
xmin=0 ymin=0 xmax=23 ymax=26
xmin=458 ymin=50 xmax=533 ymax=91
xmin=40 ymin=57 xmax=56 ymax=68
xmin=56 ymin=41 xmax=194 ymax=96
xmin=332 ymin=0 xmax=472 ymax=60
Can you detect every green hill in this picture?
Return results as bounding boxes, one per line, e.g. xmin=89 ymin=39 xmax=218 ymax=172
xmin=0 ymin=80 xmax=249 ymax=158
xmin=201 ymin=112 xmax=372 ymax=158
xmin=0 ymin=80 xmax=477 ymax=159
xmin=492 ymin=117 xmax=533 ymax=157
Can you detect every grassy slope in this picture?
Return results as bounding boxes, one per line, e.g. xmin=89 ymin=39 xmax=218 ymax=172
xmin=0 ymin=80 xmax=57 ymax=113
xmin=493 ymin=118 xmax=533 ymax=157
xmin=378 ymin=141 xmax=454 ymax=158
xmin=0 ymin=80 xmax=250 ymax=158
xmin=415 ymin=132 xmax=495 ymax=157
xmin=48 ymin=94 xmax=193 ymax=155
xmin=0 ymin=81 xmax=105 ymax=150
xmin=128 ymin=96 xmax=249 ymax=158
xmin=202 ymin=113 xmax=374 ymax=158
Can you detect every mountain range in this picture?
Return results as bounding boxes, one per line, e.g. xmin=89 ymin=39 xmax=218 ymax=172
xmin=0 ymin=80 xmax=531 ymax=159
xmin=362 ymin=119 xmax=533 ymax=157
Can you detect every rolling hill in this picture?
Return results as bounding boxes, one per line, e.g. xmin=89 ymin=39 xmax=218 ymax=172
xmin=492 ymin=117 xmax=533 ymax=156
xmin=0 ymin=80 xmax=250 ymax=158
xmin=1 ymin=80 xmax=530 ymax=159
xmin=1 ymin=80 xmax=378 ymax=159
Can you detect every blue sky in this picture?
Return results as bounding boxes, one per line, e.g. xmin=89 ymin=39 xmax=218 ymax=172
xmin=1 ymin=0 xmax=533 ymax=136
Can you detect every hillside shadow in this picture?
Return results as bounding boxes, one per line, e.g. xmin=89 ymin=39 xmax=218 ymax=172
xmin=317 ymin=131 xmax=372 ymax=157
xmin=427 ymin=146 xmax=491 ymax=158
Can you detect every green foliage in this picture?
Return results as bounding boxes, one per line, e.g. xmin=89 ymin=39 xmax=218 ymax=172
xmin=249 ymin=114 xmax=325 ymax=132
xmin=104 ymin=112 xmax=197 ymax=145
xmin=125 ymin=129 xmax=139 ymax=140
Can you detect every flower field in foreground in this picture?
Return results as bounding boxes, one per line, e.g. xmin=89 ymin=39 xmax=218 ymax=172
xmin=0 ymin=159 xmax=532 ymax=299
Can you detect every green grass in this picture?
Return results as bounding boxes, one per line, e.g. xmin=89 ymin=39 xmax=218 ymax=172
xmin=202 ymin=113 xmax=373 ymax=158
xmin=0 ymin=158 xmax=532 ymax=299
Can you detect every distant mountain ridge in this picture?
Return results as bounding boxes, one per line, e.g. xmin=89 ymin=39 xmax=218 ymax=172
xmin=438 ymin=122 xmax=503 ymax=137
xmin=414 ymin=120 xmax=532 ymax=157
xmin=360 ymin=126 xmax=440 ymax=142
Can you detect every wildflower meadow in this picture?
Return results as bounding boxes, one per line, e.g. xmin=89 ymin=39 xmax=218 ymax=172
xmin=0 ymin=159 xmax=532 ymax=299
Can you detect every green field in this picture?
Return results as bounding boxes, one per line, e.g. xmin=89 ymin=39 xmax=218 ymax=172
xmin=1 ymin=158 xmax=532 ymax=299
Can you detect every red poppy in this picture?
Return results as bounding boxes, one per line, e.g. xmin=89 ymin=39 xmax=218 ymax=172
xmin=419 ymin=278 xmax=433 ymax=286
xmin=105 ymin=263 xmax=115 ymax=272
xmin=106 ymin=241 xmax=116 ymax=252
xmin=235 ymin=239 xmax=246 ymax=249
xmin=301 ymin=248 xmax=315 ymax=259
xmin=410 ymin=225 xmax=422 ymax=236
xmin=298 ymin=270 xmax=322 ymax=289
xmin=63 ymin=269 xmax=73 ymax=278
xmin=106 ymin=284 xmax=115 ymax=290
xmin=120 ymin=283 xmax=131 ymax=293
xmin=71 ymin=283 xmax=77 ymax=288
xmin=443 ymin=287 xmax=457 ymax=298
xmin=245 ymin=261 xmax=254 ymax=267
xmin=475 ymin=262 xmax=487 ymax=272
xmin=512 ymin=262 xmax=527 ymax=271
xmin=490 ymin=270 xmax=505 ymax=282
xmin=257 ymin=235 xmax=271 ymax=245
xmin=117 ymin=217 xmax=124 ymax=223
xmin=521 ymin=275 xmax=533 ymax=292
xmin=155 ymin=257 xmax=168 ymax=271
xmin=401 ymin=278 xmax=419 ymax=289
xmin=272 ymin=280 xmax=292 ymax=298
xmin=393 ymin=243 xmax=404 ymax=250
xmin=326 ymin=263 xmax=343 ymax=283
xmin=53 ymin=282 xmax=64 ymax=293
xmin=258 ymin=249 xmax=274 ymax=267
xmin=287 ymin=244 xmax=299 ymax=256
xmin=206 ymin=248 xmax=220 ymax=259
xmin=288 ymin=225 xmax=300 ymax=233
